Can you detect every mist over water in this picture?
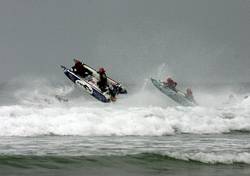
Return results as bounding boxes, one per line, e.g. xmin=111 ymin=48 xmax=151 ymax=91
xmin=0 ymin=64 xmax=250 ymax=137
xmin=0 ymin=0 xmax=249 ymax=84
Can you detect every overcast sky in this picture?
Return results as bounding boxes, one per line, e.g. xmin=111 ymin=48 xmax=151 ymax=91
xmin=0 ymin=0 xmax=249 ymax=84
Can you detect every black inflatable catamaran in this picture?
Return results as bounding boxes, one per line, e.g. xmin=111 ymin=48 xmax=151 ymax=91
xmin=61 ymin=63 xmax=127 ymax=103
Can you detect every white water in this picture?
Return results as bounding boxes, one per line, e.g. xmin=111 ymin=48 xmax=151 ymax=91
xmin=166 ymin=151 xmax=250 ymax=164
xmin=1 ymin=77 xmax=250 ymax=164
xmin=0 ymin=103 xmax=250 ymax=137
xmin=0 ymin=77 xmax=249 ymax=137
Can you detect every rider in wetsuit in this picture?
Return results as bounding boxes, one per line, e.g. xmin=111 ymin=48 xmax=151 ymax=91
xmin=72 ymin=59 xmax=92 ymax=78
xmin=97 ymin=67 xmax=108 ymax=92
xmin=164 ymin=77 xmax=177 ymax=91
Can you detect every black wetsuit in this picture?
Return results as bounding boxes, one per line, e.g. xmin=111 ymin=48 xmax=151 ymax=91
xmin=97 ymin=73 xmax=108 ymax=92
xmin=72 ymin=62 xmax=92 ymax=78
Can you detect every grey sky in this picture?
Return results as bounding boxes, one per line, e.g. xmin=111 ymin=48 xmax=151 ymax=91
xmin=0 ymin=0 xmax=249 ymax=84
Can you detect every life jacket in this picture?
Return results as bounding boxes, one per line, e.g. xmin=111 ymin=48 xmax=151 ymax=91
xmin=74 ymin=62 xmax=84 ymax=72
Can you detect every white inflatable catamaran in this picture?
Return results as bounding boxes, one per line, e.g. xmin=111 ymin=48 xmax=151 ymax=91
xmin=61 ymin=63 xmax=127 ymax=103
xmin=151 ymin=78 xmax=197 ymax=106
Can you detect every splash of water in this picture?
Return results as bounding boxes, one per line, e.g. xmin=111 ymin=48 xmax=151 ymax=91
xmin=0 ymin=76 xmax=250 ymax=137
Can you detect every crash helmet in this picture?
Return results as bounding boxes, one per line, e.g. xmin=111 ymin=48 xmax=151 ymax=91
xmin=167 ymin=77 xmax=173 ymax=83
xmin=99 ymin=67 xmax=106 ymax=73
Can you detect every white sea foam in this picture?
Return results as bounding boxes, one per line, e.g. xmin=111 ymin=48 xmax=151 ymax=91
xmin=0 ymin=76 xmax=250 ymax=137
xmin=0 ymin=98 xmax=250 ymax=136
xmin=166 ymin=151 xmax=250 ymax=164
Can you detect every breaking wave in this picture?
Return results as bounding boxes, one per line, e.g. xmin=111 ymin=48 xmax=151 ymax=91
xmin=0 ymin=99 xmax=250 ymax=136
xmin=0 ymin=77 xmax=250 ymax=137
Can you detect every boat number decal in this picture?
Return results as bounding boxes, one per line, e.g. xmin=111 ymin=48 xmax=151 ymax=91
xmin=75 ymin=80 xmax=93 ymax=94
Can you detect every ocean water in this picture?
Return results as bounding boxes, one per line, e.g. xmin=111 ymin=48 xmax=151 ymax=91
xmin=0 ymin=77 xmax=250 ymax=176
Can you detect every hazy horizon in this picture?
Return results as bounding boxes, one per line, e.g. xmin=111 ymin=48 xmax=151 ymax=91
xmin=0 ymin=0 xmax=249 ymax=84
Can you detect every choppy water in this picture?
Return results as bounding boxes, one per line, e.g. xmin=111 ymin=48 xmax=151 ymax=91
xmin=0 ymin=77 xmax=250 ymax=175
